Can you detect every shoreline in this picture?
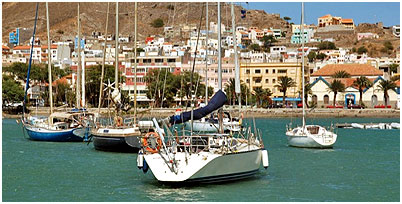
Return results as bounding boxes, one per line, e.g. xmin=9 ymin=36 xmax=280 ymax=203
xmin=3 ymin=107 xmax=400 ymax=119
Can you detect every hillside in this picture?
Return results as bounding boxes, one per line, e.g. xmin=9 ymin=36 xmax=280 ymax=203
xmin=2 ymin=2 xmax=290 ymax=43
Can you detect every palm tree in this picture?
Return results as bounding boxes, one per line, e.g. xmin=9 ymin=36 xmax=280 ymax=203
xmin=352 ymin=76 xmax=373 ymax=105
xmin=377 ymin=79 xmax=397 ymax=106
xmin=332 ymin=70 xmax=351 ymax=78
xmin=253 ymin=87 xmax=272 ymax=108
xmin=275 ymin=76 xmax=296 ymax=107
xmin=224 ymin=78 xmax=236 ymax=105
xmin=304 ymin=82 xmax=312 ymax=108
xmin=328 ymin=79 xmax=345 ymax=106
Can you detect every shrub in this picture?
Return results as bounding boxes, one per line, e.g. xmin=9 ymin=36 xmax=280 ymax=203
xmin=150 ymin=18 xmax=164 ymax=28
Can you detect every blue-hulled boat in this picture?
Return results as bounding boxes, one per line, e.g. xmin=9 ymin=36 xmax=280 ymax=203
xmin=23 ymin=111 xmax=94 ymax=142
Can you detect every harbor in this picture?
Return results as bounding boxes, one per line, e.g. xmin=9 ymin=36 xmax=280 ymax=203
xmin=2 ymin=1 xmax=400 ymax=202
xmin=2 ymin=117 xmax=399 ymax=202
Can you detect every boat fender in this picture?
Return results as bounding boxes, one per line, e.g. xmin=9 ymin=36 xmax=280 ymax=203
xmin=262 ymin=149 xmax=269 ymax=169
xmin=142 ymin=159 xmax=149 ymax=174
xmin=137 ymin=150 xmax=144 ymax=169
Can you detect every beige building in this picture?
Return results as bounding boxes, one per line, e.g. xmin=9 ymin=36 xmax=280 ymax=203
xmin=240 ymin=62 xmax=304 ymax=98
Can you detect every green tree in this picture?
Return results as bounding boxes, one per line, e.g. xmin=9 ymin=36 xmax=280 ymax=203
xmin=318 ymin=41 xmax=336 ymax=50
xmin=328 ymin=79 xmax=345 ymax=106
xmin=2 ymin=75 xmax=24 ymax=103
xmin=383 ymin=41 xmax=394 ymax=51
xmin=389 ymin=63 xmax=399 ymax=74
xmin=332 ymin=70 xmax=351 ymax=78
xmin=357 ymin=46 xmax=368 ymax=54
xmin=275 ymin=76 xmax=296 ymax=107
xmin=304 ymin=82 xmax=312 ymax=108
xmin=283 ymin=16 xmax=291 ymax=22
xmin=253 ymin=87 xmax=272 ymax=108
xmin=307 ymin=51 xmax=317 ymax=62
xmin=352 ymin=76 xmax=373 ymax=106
xmin=54 ymin=81 xmax=70 ymax=106
xmin=249 ymin=44 xmax=261 ymax=52
xmin=261 ymin=35 xmax=277 ymax=50
xmin=151 ymin=18 xmax=164 ymax=28
xmin=377 ymin=79 xmax=397 ymax=106
xmin=145 ymin=69 xmax=180 ymax=107
xmin=316 ymin=53 xmax=327 ymax=60
xmin=85 ymin=64 xmax=121 ymax=108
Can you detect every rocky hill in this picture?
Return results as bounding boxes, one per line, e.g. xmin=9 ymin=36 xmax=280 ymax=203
xmin=2 ymin=2 xmax=290 ymax=43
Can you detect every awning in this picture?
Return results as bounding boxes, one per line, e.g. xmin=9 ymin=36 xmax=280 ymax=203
xmin=272 ymin=97 xmax=301 ymax=102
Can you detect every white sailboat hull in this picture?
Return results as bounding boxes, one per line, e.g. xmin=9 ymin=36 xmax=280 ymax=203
xmin=144 ymin=145 xmax=263 ymax=183
xmin=286 ymin=125 xmax=337 ymax=148
xmin=184 ymin=120 xmax=241 ymax=132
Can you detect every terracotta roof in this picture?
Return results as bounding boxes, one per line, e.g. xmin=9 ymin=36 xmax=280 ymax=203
xmin=52 ymin=77 xmax=68 ymax=86
xmin=311 ymin=64 xmax=383 ymax=77
xmin=2 ymin=45 xmax=10 ymax=50
xmin=319 ymin=14 xmax=331 ymax=19
xmin=41 ymin=45 xmax=58 ymax=49
xmin=341 ymin=19 xmax=354 ymax=23
xmin=13 ymin=45 xmax=31 ymax=50
xmin=395 ymin=80 xmax=400 ymax=87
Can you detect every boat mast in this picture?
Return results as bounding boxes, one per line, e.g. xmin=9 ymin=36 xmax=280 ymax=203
xmin=115 ymin=2 xmax=119 ymax=92
xmin=98 ymin=2 xmax=110 ymax=114
xmin=205 ymin=2 xmax=208 ymax=105
xmin=46 ymin=2 xmax=53 ymax=114
xmin=23 ymin=3 xmax=39 ymax=117
xmin=231 ymin=3 xmax=241 ymax=112
xmin=82 ymin=47 xmax=85 ymax=108
xmin=218 ymin=2 xmax=223 ymax=133
xmin=134 ymin=2 xmax=138 ymax=124
xmin=76 ymin=3 xmax=81 ymax=109
xmin=301 ymin=2 xmax=306 ymax=128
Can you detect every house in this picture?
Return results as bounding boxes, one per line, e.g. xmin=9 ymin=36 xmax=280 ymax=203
xmin=392 ymin=25 xmax=400 ymax=37
xmin=291 ymin=29 xmax=314 ymax=44
xmin=318 ymin=14 xmax=354 ymax=30
xmin=357 ymin=33 xmax=379 ymax=41
xmin=309 ymin=76 xmax=399 ymax=108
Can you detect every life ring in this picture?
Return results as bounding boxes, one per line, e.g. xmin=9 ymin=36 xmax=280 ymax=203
xmin=142 ymin=132 xmax=162 ymax=153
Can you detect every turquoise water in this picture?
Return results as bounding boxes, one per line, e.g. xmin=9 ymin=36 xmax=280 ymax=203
xmin=2 ymin=117 xmax=400 ymax=202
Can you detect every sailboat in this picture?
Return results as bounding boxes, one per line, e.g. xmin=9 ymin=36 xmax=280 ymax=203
xmin=90 ymin=2 xmax=154 ymax=152
xmin=22 ymin=3 xmax=93 ymax=142
xmin=137 ymin=3 xmax=269 ymax=183
xmin=285 ymin=3 xmax=337 ymax=148
xmin=184 ymin=2 xmax=242 ymax=133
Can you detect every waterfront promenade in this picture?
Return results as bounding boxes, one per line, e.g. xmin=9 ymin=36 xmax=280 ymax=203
xmin=3 ymin=106 xmax=400 ymax=118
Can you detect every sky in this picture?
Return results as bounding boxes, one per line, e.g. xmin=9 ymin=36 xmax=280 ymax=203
xmin=242 ymin=2 xmax=400 ymax=27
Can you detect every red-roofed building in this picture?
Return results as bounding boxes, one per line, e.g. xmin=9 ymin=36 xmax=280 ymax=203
xmin=310 ymin=64 xmax=383 ymax=81
xmin=309 ymin=76 xmax=399 ymax=108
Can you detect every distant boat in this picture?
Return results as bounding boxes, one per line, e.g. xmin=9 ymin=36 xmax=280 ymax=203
xmin=285 ymin=3 xmax=337 ymax=148
xmin=184 ymin=111 xmax=241 ymax=133
xmin=391 ymin=122 xmax=400 ymax=129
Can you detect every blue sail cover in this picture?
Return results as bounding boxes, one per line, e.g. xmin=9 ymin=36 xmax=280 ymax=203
xmin=169 ymin=90 xmax=227 ymax=125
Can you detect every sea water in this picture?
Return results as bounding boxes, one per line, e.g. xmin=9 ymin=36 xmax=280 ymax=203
xmin=2 ymin=117 xmax=399 ymax=202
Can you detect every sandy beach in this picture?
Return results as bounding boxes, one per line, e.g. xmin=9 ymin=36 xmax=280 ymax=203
xmin=3 ymin=106 xmax=400 ymax=119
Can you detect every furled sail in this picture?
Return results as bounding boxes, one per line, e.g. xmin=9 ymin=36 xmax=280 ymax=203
xmin=169 ymin=90 xmax=227 ymax=125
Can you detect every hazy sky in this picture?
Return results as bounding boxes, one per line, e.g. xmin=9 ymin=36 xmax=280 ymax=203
xmin=241 ymin=2 xmax=400 ymax=27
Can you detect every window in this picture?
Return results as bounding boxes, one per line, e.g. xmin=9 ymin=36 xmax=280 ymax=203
xmin=312 ymin=95 xmax=317 ymax=105
xmin=246 ymin=79 xmax=250 ymax=83
xmin=255 ymin=69 xmax=261 ymax=74
xmin=278 ymin=69 xmax=287 ymax=74
xmin=246 ymin=69 xmax=250 ymax=74
xmin=324 ymin=95 xmax=329 ymax=104
xmin=143 ymin=59 xmax=151 ymax=63
xmin=371 ymin=95 xmax=378 ymax=106
xmin=254 ymin=77 xmax=262 ymax=83
xmin=265 ymin=69 xmax=269 ymax=74
xmin=272 ymin=69 xmax=276 ymax=74
xmin=168 ymin=58 xmax=176 ymax=62
xmin=155 ymin=58 xmax=163 ymax=63
xmin=265 ymin=79 xmax=269 ymax=83
xmin=272 ymin=79 xmax=276 ymax=83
